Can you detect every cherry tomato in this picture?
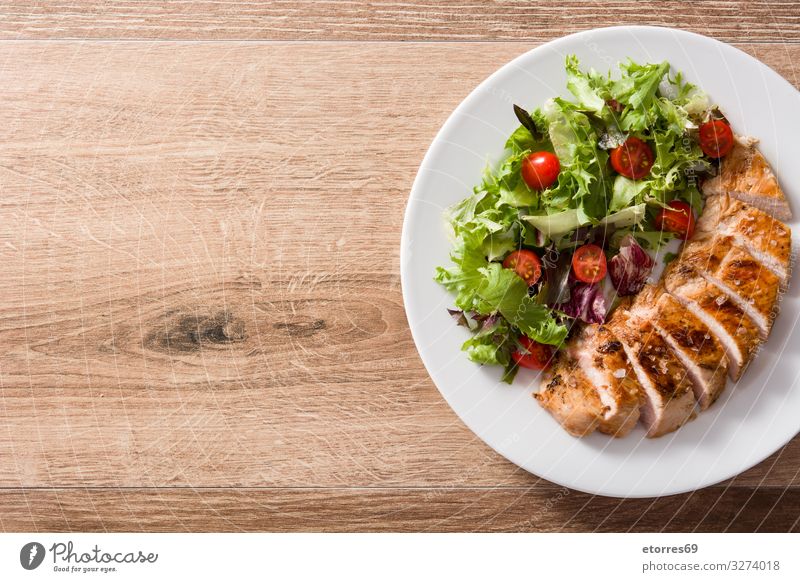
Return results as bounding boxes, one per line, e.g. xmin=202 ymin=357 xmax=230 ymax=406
xmin=655 ymin=200 xmax=695 ymax=240
xmin=511 ymin=335 xmax=554 ymax=370
xmin=698 ymin=119 xmax=734 ymax=158
xmin=572 ymin=244 xmax=607 ymax=284
xmin=521 ymin=151 xmax=560 ymax=190
xmin=503 ymin=249 xmax=542 ymax=286
xmin=610 ymin=136 xmax=654 ymax=179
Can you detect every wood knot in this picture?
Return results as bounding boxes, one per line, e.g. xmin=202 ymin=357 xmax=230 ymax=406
xmin=145 ymin=310 xmax=247 ymax=353
xmin=273 ymin=318 xmax=326 ymax=338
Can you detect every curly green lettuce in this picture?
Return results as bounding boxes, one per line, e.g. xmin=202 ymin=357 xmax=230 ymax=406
xmin=436 ymin=55 xmax=713 ymax=382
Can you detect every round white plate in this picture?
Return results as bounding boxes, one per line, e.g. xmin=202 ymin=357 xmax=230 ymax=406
xmin=401 ymin=26 xmax=800 ymax=498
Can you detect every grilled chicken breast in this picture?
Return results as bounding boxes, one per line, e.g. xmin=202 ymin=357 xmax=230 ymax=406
xmin=605 ymin=307 xmax=696 ymax=438
xmin=702 ymin=136 xmax=792 ymax=221
xmin=535 ymin=350 xmax=604 ymax=437
xmin=676 ymin=234 xmax=781 ymax=338
xmin=664 ymin=261 xmax=761 ymax=381
xmin=714 ymin=246 xmax=782 ymax=333
xmin=634 ymin=285 xmax=728 ymax=410
xmin=572 ymin=324 xmax=642 ymax=437
xmin=696 ymin=194 xmax=791 ymax=281
xmin=533 ymin=140 xmax=791 ymax=439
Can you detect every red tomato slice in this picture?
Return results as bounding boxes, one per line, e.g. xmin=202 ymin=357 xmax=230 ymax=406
xmin=698 ymin=120 xmax=734 ymax=158
xmin=521 ymin=151 xmax=560 ymax=190
xmin=655 ymin=200 xmax=695 ymax=240
xmin=503 ymin=249 xmax=542 ymax=286
xmin=610 ymin=137 xmax=654 ymax=179
xmin=572 ymin=244 xmax=607 ymax=284
xmin=511 ymin=335 xmax=554 ymax=370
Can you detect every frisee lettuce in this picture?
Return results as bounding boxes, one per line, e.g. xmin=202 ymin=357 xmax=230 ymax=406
xmin=435 ymin=55 xmax=714 ymax=381
xmin=476 ymin=263 xmax=568 ymax=346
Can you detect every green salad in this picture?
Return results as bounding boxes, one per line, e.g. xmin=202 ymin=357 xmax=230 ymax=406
xmin=435 ymin=56 xmax=731 ymax=382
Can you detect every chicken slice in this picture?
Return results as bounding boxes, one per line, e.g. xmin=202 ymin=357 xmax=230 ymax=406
xmin=696 ymin=194 xmax=791 ymax=282
xmin=714 ymin=246 xmax=782 ymax=334
xmin=678 ymin=234 xmax=781 ymax=338
xmin=702 ymin=135 xmax=792 ymax=221
xmin=634 ymin=285 xmax=728 ymax=410
xmin=664 ymin=261 xmax=761 ymax=380
xmin=605 ymin=307 xmax=697 ymax=438
xmin=572 ymin=324 xmax=642 ymax=437
xmin=535 ymin=350 xmax=604 ymax=437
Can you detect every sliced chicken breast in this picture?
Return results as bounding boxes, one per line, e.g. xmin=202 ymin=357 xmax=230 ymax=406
xmin=702 ymin=136 xmax=792 ymax=221
xmin=605 ymin=307 xmax=696 ymax=438
xmin=677 ymin=234 xmax=781 ymax=338
xmin=535 ymin=350 xmax=604 ymax=437
xmin=664 ymin=262 xmax=761 ymax=380
xmin=634 ymin=285 xmax=728 ymax=410
xmin=532 ymin=178 xmax=791 ymax=440
xmin=572 ymin=324 xmax=642 ymax=437
xmin=714 ymin=246 xmax=782 ymax=333
xmin=696 ymin=194 xmax=792 ymax=282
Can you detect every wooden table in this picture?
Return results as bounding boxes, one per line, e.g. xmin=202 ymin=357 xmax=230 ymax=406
xmin=1 ymin=1 xmax=799 ymax=532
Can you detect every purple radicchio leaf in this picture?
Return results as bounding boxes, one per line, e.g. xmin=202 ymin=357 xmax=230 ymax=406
xmin=478 ymin=313 xmax=499 ymax=330
xmin=528 ymin=225 xmax=548 ymax=247
xmin=448 ymin=309 xmax=496 ymax=332
xmin=556 ymin=279 xmax=607 ymax=324
xmin=447 ymin=308 xmax=469 ymax=326
xmin=608 ymin=234 xmax=655 ymax=296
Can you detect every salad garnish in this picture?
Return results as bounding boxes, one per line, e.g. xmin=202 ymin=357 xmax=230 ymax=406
xmin=435 ymin=55 xmax=729 ymax=382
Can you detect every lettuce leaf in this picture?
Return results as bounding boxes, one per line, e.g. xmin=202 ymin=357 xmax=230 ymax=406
xmin=599 ymin=202 xmax=647 ymax=228
xmin=476 ymin=263 xmax=568 ymax=346
xmin=461 ymin=315 xmax=512 ymax=365
xmin=435 ymin=54 xmax=716 ymax=380
xmin=434 ymin=244 xmax=489 ymax=312
xmin=449 ymin=313 xmax=519 ymax=383
xmin=610 ymin=176 xmax=650 ymax=211
xmin=505 ymin=108 xmax=550 ymax=154
xmin=521 ymin=208 xmax=588 ymax=240
xmin=565 ymin=55 xmax=607 ymax=114
xmin=514 ymin=98 xmax=612 ymax=234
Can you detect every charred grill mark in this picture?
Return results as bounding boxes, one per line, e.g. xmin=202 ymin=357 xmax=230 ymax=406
xmin=725 ymin=259 xmax=761 ymax=285
xmin=636 ymin=329 xmax=690 ymax=397
xmin=729 ymin=258 xmax=759 ymax=270
xmin=547 ymin=374 xmax=563 ymax=390
xmin=637 ymin=349 xmax=670 ymax=394
xmin=597 ymin=340 xmax=622 ymax=354
xmin=671 ymin=328 xmax=708 ymax=349
xmin=683 ymin=248 xmax=725 ymax=272
xmin=703 ymin=298 xmax=747 ymax=322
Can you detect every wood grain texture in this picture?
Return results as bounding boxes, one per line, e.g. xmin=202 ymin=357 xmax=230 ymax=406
xmin=0 ymin=1 xmax=798 ymax=42
xmin=1 ymin=487 xmax=798 ymax=532
xmin=0 ymin=38 xmax=799 ymax=531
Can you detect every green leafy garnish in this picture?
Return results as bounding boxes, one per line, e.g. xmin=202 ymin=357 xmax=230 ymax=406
xmin=435 ymin=55 xmax=714 ymax=382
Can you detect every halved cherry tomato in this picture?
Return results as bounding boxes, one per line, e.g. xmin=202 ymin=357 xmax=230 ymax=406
xmin=610 ymin=136 xmax=654 ymax=179
xmin=655 ymin=200 xmax=695 ymax=240
xmin=698 ymin=119 xmax=734 ymax=158
xmin=572 ymin=244 xmax=607 ymax=284
xmin=503 ymin=249 xmax=542 ymax=286
xmin=521 ymin=151 xmax=560 ymax=190
xmin=511 ymin=335 xmax=554 ymax=370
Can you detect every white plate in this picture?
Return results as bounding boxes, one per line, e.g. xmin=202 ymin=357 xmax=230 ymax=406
xmin=401 ymin=26 xmax=800 ymax=498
